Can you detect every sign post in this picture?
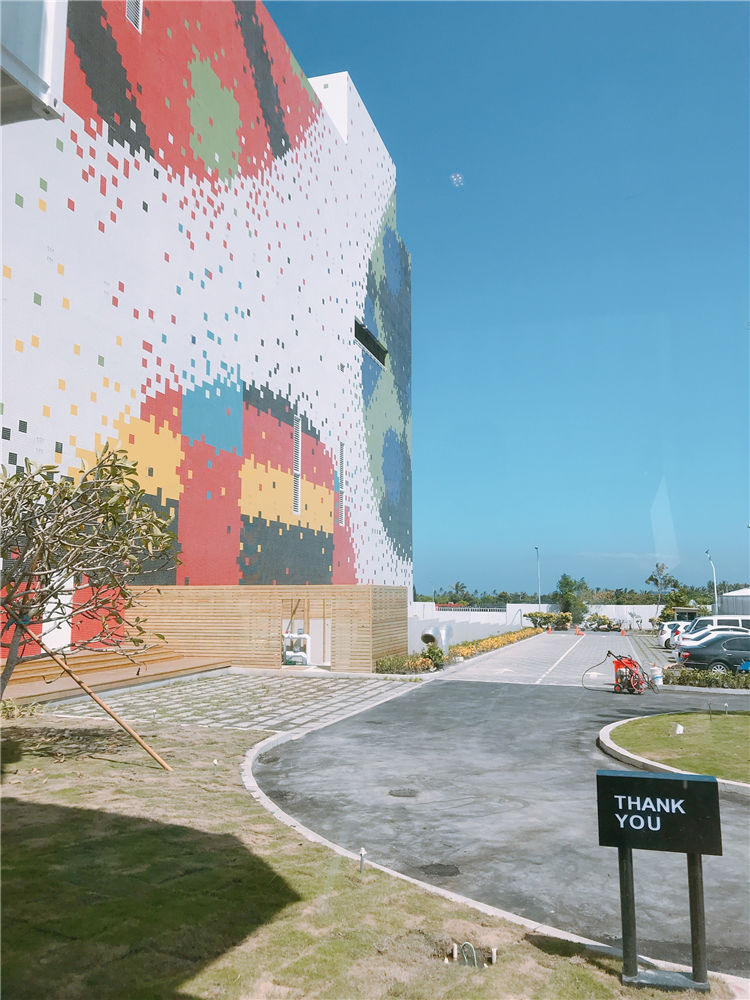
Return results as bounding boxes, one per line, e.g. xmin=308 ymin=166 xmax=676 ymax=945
xmin=597 ymin=770 xmax=722 ymax=992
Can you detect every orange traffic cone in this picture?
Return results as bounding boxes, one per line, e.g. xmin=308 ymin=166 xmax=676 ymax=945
xmin=620 ymin=627 xmax=626 ymax=636
xmin=547 ymin=626 xmax=552 ymax=634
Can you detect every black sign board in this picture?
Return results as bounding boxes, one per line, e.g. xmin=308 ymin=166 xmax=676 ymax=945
xmin=597 ymin=770 xmax=722 ymax=856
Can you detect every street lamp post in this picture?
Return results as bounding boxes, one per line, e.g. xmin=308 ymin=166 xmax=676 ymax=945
xmin=535 ymin=546 xmax=541 ymax=611
xmin=706 ymin=549 xmax=718 ymax=612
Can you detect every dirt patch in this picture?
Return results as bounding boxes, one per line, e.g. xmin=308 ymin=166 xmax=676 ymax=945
xmin=239 ymin=977 xmax=295 ymax=999
xmin=443 ymin=917 xmax=518 ymax=950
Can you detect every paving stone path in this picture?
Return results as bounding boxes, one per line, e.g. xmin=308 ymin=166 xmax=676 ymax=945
xmin=49 ymin=669 xmax=421 ymax=733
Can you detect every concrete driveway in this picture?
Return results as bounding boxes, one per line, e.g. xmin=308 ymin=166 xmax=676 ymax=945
xmin=253 ymin=634 xmax=750 ymax=977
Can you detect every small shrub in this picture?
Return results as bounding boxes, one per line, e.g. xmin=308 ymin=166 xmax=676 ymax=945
xmin=1 ymin=700 xmax=45 ymax=719
xmin=663 ymin=668 xmax=750 ymax=690
xmin=523 ymin=611 xmax=558 ymax=629
xmin=553 ymin=612 xmax=572 ymax=631
xmin=583 ymin=613 xmax=619 ymax=631
xmin=423 ymin=644 xmax=444 ymax=668
xmin=375 ymin=653 xmax=434 ymax=674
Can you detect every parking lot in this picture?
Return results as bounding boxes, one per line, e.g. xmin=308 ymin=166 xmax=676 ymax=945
xmin=446 ymin=629 xmax=671 ymax=686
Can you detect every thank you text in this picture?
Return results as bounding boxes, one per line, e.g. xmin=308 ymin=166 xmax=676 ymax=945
xmin=596 ymin=770 xmax=722 ymax=855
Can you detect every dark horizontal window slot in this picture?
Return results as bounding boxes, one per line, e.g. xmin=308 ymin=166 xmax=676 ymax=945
xmin=354 ymin=319 xmax=387 ymax=366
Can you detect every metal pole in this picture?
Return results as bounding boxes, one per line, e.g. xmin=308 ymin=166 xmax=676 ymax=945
xmin=687 ymin=853 xmax=708 ymax=985
xmin=706 ymin=550 xmax=718 ymax=612
xmin=535 ymin=546 xmax=541 ymax=611
xmin=618 ymin=846 xmax=638 ymax=980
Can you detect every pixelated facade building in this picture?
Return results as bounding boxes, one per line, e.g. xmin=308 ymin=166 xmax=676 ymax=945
xmin=1 ymin=1 xmax=412 ymax=675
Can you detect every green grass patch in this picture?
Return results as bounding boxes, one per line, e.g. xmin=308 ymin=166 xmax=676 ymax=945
xmin=612 ymin=712 xmax=750 ymax=783
xmin=1 ymin=714 xmax=734 ymax=999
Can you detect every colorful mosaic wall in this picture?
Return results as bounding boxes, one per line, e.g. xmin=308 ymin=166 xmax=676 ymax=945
xmin=2 ymin=1 xmax=412 ymax=589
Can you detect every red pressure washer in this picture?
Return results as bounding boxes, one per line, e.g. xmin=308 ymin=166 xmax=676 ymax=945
xmin=612 ymin=653 xmax=648 ymax=694
xmin=581 ymin=651 xmax=658 ymax=694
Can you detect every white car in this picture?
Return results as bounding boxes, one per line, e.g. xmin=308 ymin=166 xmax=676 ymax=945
xmin=657 ymin=621 xmax=683 ymax=649
xmin=671 ymin=625 xmax=750 ymax=659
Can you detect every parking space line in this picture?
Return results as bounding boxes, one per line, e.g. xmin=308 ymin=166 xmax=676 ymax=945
xmin=534 ymin=635 xmax=586 ymax=684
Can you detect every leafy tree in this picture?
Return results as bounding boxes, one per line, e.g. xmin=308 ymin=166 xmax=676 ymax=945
xmin=645 ymin=563 xmax=678 ymax=613
xmin=658 ymin=586 xmax=710 ymax=624
xmin=1 ymin=448 xmax=178 ymax=695
xmin=434 ymin=581 xmax=476 ymax=605
xmin=554 ymin=574 xmax=589 ymax=624
xmin=716 ymin=580 xmax=750 ymax=594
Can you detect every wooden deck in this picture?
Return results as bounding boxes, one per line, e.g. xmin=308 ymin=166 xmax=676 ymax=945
xmin=4 ymin=646 xmax=232 ymax=702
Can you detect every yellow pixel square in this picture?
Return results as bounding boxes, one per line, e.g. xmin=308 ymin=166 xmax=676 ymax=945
xmin=3 ymin=265 xmax=11 ymax=279
xmin=15 ymin=339 xmax=24 ymax=352
xmin=31 ymin=335 xmax=39 ymax=348
xmin=57 ymin=263 xmax=64 ymax=275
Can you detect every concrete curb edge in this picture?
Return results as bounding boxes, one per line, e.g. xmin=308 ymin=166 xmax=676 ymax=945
xmin=597 ymin=718 xmax=750 ymax=799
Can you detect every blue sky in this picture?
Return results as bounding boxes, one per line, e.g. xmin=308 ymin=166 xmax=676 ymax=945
xmin=267 ymin=1 xmax=749 ymax=595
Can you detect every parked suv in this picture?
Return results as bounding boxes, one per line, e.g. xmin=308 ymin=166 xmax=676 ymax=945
xmin=673 ymin=615 xmax=750 ymax=646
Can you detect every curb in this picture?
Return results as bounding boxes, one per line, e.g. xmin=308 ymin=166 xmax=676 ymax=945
xmin=597 ymin=718 xmax=750 ymax=799
xmin=659 ymin=683 xmax=750 ymax=696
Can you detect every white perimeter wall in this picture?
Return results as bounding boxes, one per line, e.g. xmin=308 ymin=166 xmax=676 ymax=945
xmin=408 ymin=602 xmax=662 ymax=654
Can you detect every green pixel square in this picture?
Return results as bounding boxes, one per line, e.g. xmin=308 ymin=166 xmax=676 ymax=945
xmin=33 ymin=292 xmax=42 ymax=305
xmin=40 ymin=178 xmax=48 ymax=191
xmin=15 ymin=194 xmax=23 ymax=207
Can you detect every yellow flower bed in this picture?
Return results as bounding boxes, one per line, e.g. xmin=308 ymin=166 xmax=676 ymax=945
xmin=449 ymin=627 xmax=542 ymax=661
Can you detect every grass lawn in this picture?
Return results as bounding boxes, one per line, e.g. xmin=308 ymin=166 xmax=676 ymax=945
xmin=1 ymin=713 xmax=735 ymax=1000
xmin=611 ymin=712 xmax=750 ymax=784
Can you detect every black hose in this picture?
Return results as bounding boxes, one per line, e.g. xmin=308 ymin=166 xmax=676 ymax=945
xmin=581 ymin=651 xmax=615 ymax=692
